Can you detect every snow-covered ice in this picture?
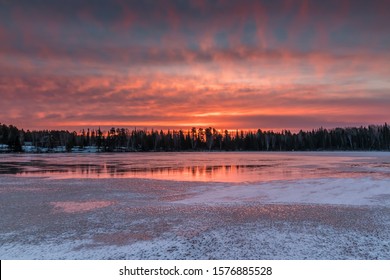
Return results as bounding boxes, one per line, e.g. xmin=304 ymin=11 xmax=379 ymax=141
xmin=0 ymin=152 xmax=389 ymax=259
xmin=175 ymin=177 xmax=390 ymax=206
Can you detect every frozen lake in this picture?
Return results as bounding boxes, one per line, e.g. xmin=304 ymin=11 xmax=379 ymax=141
xmin=0 ymin=152 xmax=390 ymax=259
xmin=2 ymin=151 xmax=390 ymax=182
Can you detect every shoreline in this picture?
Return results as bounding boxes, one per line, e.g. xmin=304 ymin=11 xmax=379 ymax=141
xmin=1 ymin=147 xmax=389 ymax=154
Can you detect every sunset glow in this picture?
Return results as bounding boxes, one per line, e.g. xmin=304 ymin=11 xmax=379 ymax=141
xmin=1 ymin=0 xmax=389 ymax=132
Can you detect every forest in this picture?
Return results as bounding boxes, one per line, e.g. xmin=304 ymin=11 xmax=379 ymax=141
xmin=1 ymin=123 xmax=390 ymax=152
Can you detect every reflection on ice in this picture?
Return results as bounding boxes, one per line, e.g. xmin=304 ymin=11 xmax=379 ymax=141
xmin=51 ymin=201 xmax=114 ymax=213
xmin=0 ymin=152 xmax=389 ymax=182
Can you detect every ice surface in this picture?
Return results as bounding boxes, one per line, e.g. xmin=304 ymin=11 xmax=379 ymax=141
xmin=1 ymin=151 xmax=390 ymax=182
xmin=1 ymin=152 xmax=389 ymax=259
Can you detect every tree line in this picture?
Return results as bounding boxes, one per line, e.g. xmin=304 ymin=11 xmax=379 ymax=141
xmin=1 ymin=123 xmax=390 ymax=152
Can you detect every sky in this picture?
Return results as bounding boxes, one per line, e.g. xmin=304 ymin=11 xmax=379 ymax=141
xmin=1 ymin=0 xmax=389 ymax=132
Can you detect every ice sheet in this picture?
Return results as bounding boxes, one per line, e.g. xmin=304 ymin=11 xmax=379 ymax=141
xmin=1 ymin=152 xmax=390 ymax=259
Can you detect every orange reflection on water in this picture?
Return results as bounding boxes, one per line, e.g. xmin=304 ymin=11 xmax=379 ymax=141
xmin=17 ymin=163 xmax=331 ymax=183
xmin=7 ymin=152 xmax=385 ymax=183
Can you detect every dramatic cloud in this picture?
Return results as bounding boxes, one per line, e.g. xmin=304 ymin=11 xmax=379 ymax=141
xmin=1 ymin=0 xmax=389 ymax=131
